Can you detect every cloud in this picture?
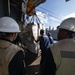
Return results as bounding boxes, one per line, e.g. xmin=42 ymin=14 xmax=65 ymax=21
xmin=49 ymin=17 xmax=60 ymax=23
xmin=36 ymin=11 xmax=48 ymax=24
xmin=63 ymin=13 xmax=75 ymax=19
xmin=36 ymin=11 xmax=61 ymax=29
xmin=36 ymin=11 xmax=59 ymax=24
xmin=36 ymin=12 xmax=75 ymax=30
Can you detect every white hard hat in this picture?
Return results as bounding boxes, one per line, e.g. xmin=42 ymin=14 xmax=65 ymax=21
xmin=59 ymin=17 xmax=75 ymax=32
xmin=0 ymin=17 xmax=21 ymax=32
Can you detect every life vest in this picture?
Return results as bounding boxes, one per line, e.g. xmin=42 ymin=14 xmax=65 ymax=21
xmin=50 ymin=38 xmax=75 ymax=75
xmin=0 ymin=40 xmax=24 ymax=75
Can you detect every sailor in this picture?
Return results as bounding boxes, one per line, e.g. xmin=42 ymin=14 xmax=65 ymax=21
xmin=0 ymin=17 xmax=27 ymax=75
xmin=36 ymin=29 xmax=50 ymax=75
xmin=43 ymin=17 xmax=75 ymax=75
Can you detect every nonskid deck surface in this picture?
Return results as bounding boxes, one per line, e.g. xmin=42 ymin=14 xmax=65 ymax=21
xmin=27 ymin=56 xmax=41 ymax=75
xmin=25 ymin=51 xmax=41 ymax=75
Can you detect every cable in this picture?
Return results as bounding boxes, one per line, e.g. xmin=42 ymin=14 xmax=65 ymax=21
xmin=35 ymin=9 xmax=62 ymax=23
xmin=26 ymin=2 xmax=62 ymax=21
xmin=37 ymin=6 xmax=63 ymax=20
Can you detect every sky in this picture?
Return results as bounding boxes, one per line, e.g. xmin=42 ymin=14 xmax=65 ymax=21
xmin=35 ymin=0 xmax=75 ymax=30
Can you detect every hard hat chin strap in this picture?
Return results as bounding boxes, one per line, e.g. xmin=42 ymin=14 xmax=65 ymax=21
xmin=12 ymin=33 xmax=18 ymax=41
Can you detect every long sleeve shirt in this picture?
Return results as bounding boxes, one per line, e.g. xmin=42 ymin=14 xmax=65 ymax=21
xmin=9 ymin=51 xmax=27 ymax=75
xmin=0 ymin=38 xmax=27 ymax=75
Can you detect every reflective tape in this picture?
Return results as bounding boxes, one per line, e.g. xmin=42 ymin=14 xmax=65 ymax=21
xmin=61 ymin=51 xmax=75 ymax=58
